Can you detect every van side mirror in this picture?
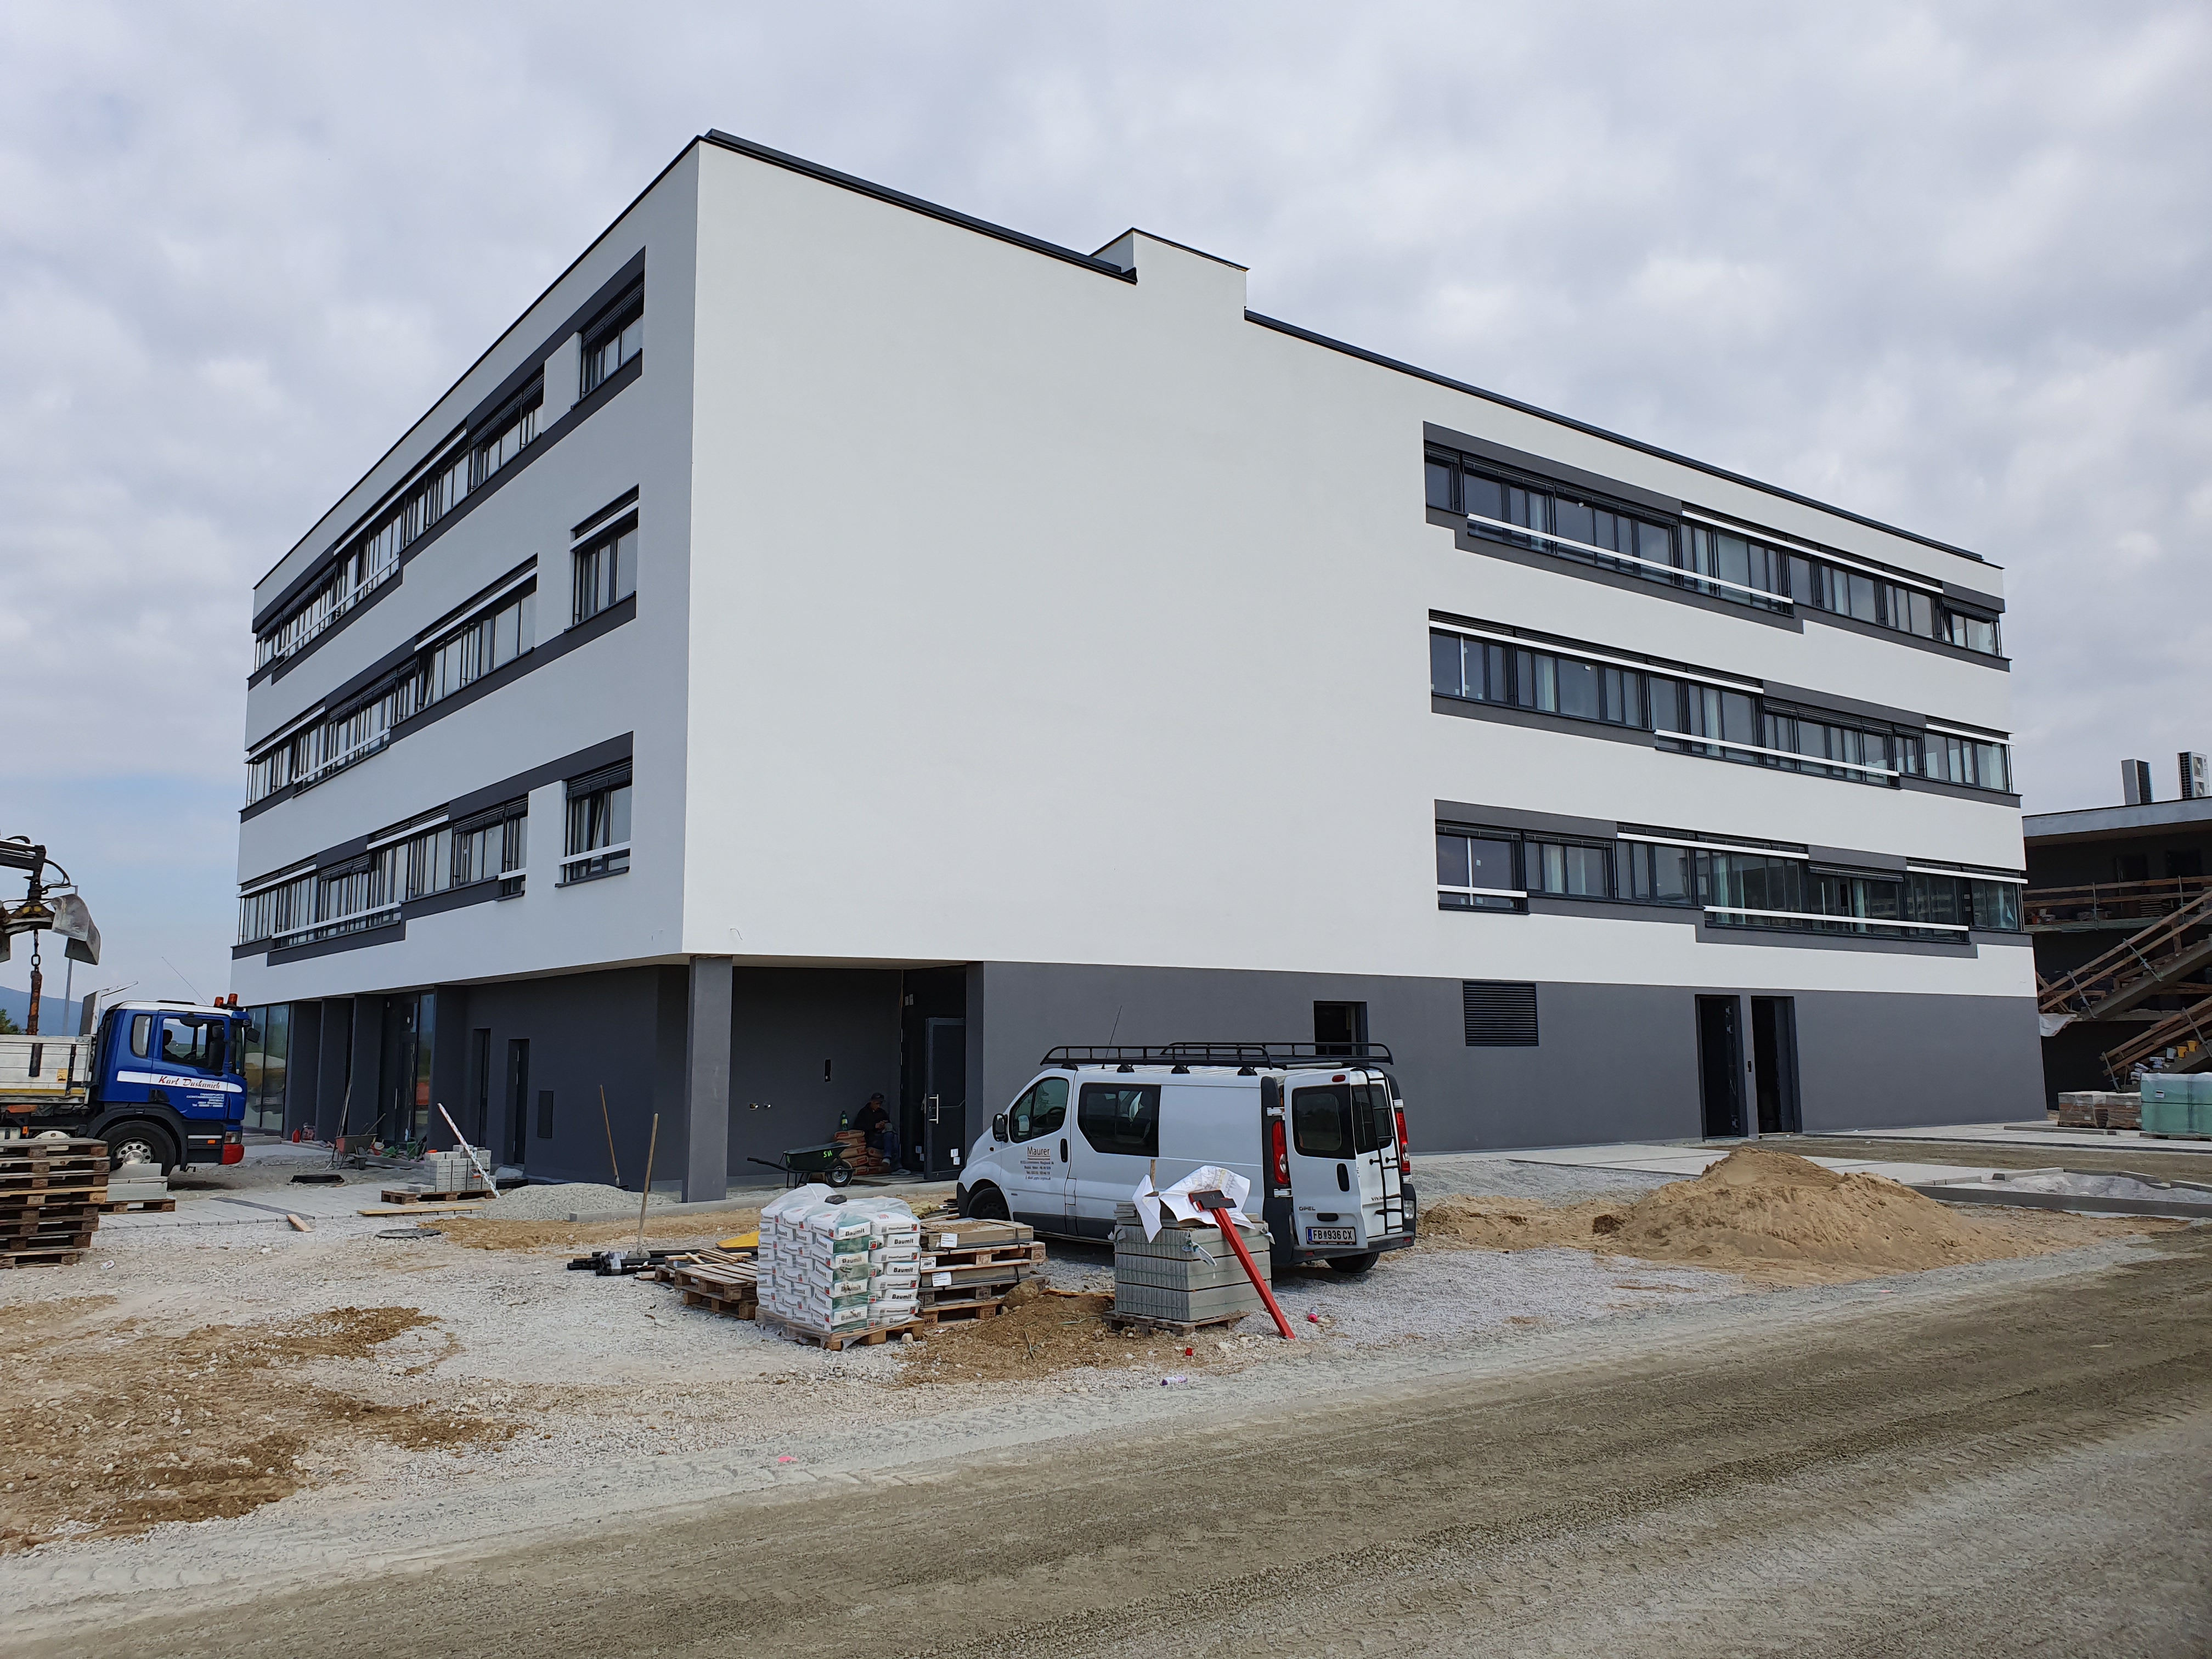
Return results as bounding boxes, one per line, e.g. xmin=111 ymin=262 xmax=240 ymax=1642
xmin=992 ymin=1113 xmax=1008 ymax=1143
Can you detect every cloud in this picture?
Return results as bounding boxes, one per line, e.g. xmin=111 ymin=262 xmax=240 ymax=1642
xmin=1 ymin=0 xmax=2206 ymax=1002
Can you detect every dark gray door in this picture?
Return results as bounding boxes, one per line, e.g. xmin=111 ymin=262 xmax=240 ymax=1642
xmin=1751 ymin=997 xmax=1801 ymax=1134
xmin=922 ymin=1017 xmax=967 ymax=1177
xmin=1696 ymin=996 xmax=1746 ymax=1138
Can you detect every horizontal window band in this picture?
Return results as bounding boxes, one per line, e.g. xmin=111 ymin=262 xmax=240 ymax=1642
xmin=1616 ymin=833 xmax=1810 ymax=860
xmin=415 ymin=558 xmax=538 ymax=646
xmin=1678 ymin=507 xmax=1944 ymax=595
xmin=1465 ymin=511 xmax=1789 ymax=605
xmin=1657 ymin=735 xmax=1898 ymax=777
xmin=450 ymin=799 xmax=528 ymax=837
xmin=1906 ymin=865 xmax=2027 ymax=883
xmin=1705 ymin=905 xmax=1971 ymax=933
xmin=1429 ymin=619 xmax=1762 ymax=694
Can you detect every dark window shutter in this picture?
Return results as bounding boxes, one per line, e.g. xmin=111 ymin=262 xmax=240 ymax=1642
xmin=1463 ymin=981 xmax=1538 ymax=1047
xmin=567 ymin=763 xmax=630 ymax=799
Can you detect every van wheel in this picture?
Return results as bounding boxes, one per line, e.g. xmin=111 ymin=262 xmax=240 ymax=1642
xmin=1326 ymin=1252 xmax=1379 ymax=1276
xmin=105 ymin=1123 xmax=177 ymax=1177
xmin=964 ymin=1183 xmax=1009 ymax=1221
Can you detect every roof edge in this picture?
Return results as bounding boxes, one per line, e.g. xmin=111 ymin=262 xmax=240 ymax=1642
xmin=702 ymin=130 xmax=1137 ymax=286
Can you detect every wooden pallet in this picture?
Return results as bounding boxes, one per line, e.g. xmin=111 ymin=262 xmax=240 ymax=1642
xmin=1102 ymin=1310 xmax=1251 ymax=1338
xmin=0 ymin=1242 xmax=93 ymax=1268
xmin=379 ymin=1188 xmax=495 ymax=1205
xmin=758 ymin=1311 xmax=923 ymax=1351
xmin=662 ymin=1250 xmax=759 ymax=1318
xmin=95 ymin=1197 xmax=176 ymax=1214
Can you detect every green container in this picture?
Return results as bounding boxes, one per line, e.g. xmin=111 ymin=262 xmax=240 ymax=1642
xmin=2143 ymin=1073 xmax=2212 ymax=1136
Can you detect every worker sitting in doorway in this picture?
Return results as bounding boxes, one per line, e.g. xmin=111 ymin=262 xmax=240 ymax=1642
xmin=856 ymin=1092 xmax=898 ymax=1171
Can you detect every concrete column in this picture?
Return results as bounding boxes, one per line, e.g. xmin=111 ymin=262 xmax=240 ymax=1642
xmin=681 ymin=957 xmax=732 ymax=1202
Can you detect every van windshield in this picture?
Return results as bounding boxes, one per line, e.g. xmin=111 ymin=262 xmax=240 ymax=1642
xmin=1291 ymin=1081 xmax=1393 ymax=1158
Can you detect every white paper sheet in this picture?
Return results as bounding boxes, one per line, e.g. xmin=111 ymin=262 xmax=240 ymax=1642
xmin=1130 ymin=1164 xmax=1254 ymax=1240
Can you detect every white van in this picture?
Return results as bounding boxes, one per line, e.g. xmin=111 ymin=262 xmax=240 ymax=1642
xmin=956 ymin=1043 xmax=1417 ymax=1274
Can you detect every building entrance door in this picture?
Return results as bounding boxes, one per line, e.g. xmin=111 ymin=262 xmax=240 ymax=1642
xmin=921 ymin=1017 xmax=967 ymax=1178
xmin=1696 ymin=995 xmax=1746 ymax=1138
xmin=1751 ymin=997 xmax=1801 ymax=1134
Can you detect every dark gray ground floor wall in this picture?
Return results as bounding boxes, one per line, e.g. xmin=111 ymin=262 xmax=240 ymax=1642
xmin=969 ymin=961 xmax=2045 ymax=1152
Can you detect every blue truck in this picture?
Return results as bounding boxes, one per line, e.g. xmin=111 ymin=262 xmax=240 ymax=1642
xmin=0 ymin=1000 xmax=252 ymax=1173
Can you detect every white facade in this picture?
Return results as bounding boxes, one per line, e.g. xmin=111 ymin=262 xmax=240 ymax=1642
xmin=233 ymin=134 xmax=2037 ymax=1186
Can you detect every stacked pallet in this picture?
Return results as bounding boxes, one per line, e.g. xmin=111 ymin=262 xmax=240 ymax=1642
xmin=915 ymin=1217 xmax=1043 ymax=1324
xmin=832 ymin=1130 xmax=890 ymax=1177
xmin=0 ymin=1137 xmax=108 ymax=1267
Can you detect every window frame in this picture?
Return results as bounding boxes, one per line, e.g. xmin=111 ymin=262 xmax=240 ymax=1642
xmin=581 ymin=282 xmax=644 ymax=396
xmin=572 ymin=514 xmax=638 ymax=627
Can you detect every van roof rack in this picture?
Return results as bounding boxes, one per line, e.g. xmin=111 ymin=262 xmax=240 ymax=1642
xmin=1039 ymin=1041 xmax=1395 ymax=1070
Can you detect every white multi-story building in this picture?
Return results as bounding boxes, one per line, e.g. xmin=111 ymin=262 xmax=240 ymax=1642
xmin=230 ymin=132 xmax=2036 ymax=1194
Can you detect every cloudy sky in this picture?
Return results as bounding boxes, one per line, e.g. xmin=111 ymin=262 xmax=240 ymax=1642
xmin=2 ymin=1 xmax=2207 ymax=1009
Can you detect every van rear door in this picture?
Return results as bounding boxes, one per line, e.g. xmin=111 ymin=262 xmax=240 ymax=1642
xmin=1284 ymin=1070 xmax=1402 ymax=1251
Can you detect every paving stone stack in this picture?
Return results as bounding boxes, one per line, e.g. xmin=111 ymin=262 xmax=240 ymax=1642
xmin=424 ymin=1148 xmax=492 ymax=1193
xmin=1110 ymin=1203 xmax=1269 ymax=1330
xmin=0 ymin=1137 xmax=108 ymax=1267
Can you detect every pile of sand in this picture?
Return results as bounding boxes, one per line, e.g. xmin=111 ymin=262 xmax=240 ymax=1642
xmin=1424 ymin=1147 xmax=2172 ymax=1284
xmin=895 ymin=1285 xmax=1258 ymax=1386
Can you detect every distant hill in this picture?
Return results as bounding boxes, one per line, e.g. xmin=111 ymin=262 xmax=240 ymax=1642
xmin=0 ymin=985 xmax=86 ymax=1034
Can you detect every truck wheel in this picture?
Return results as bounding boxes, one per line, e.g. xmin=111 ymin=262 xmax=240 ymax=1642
xmin=1326 ymin=1252 xmax=1380 ymax=1276
xmin=964 ymin=1183 xmax=1009 ymax=1221
xmin=105 ymin=1123 xmax=177 ymax=1176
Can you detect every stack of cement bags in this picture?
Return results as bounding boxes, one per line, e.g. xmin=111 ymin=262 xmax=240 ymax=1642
xmin=758 ymin=1187 xmax=923 ymax=1334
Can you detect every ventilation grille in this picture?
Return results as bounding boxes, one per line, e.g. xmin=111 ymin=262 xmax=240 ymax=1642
xmin=1463 ymin=980 xmax=1539 ymax=1047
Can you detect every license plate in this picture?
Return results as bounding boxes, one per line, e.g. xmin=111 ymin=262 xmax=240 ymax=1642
xmin=1305 ymin=1226 xmax=1357 ymax=1245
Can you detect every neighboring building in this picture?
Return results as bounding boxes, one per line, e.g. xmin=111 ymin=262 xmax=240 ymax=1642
xmin=229 ymin=132 xmax=2035 ymax=1192
xmin=2024 ymin=757 xmax=2212 ymax=1101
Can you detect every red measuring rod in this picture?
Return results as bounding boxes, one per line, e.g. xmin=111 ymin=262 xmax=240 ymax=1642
xmin=1190 ymin=1189 xmax=1295 ymax=1341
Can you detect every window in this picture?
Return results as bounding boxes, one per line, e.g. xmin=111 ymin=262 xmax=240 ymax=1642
xmin=1077 ymin=1082 xmax=1159 ymax=1156
xmin=1622 ymin=839 xmax=1696 ymax=905
xmin=582 ymin=283 xmax=644 ymax=394
xmin=1528 ymin=840 xmax=1611 ymax=898
xmin=1006 ymin=1077 xmax=1068 ymax=1142
xmin=1901 ymin=732 xmax=2012 ymax=793
xmin=1463 ymin=981 xmax=1539 ymax=1046
xmin=1437 ymin=830 xmax=1522 ymax=911
xmin=1427 ymin=447 xmax=2004 ymax=654
xmin=158 ymin=1016 xmax=225 ymax=1074
xmin=1430 ymin=632 xmax=1643 ymax=728
xmin=1907 ymin=871 xmax=2022 ymax=933
xmin=1758 ymin=706 xmax=1897 ymax=787
xmin=472 ymin=381 xmax=543 ymax=487
xmin=573 ymin=518 xmax=637 ymax=625
xmin=562 ymin=765 xmax=631 ymax=883
xmin=1291 ymin=1085 xmax=1355 ymax=1158
xmin=128 ymin=1013 xmax=153 ymax=1058
xmin=448 ymin=801 xmax=529 ymax=896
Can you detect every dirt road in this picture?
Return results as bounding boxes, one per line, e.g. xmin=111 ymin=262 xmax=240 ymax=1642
xmin=20 ymin=1231 xmax=2207 ymax=1658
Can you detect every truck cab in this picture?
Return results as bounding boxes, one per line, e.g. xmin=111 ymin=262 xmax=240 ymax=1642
xmin=0 ymin=1000 xmax=252 ymax=1173
xmin=956 ymin=1043 xmax=1417 ymax=1275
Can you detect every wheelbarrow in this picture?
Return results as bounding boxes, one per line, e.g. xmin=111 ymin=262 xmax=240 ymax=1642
xmin=747 ymin=1142 xmax=855 ymax=1188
